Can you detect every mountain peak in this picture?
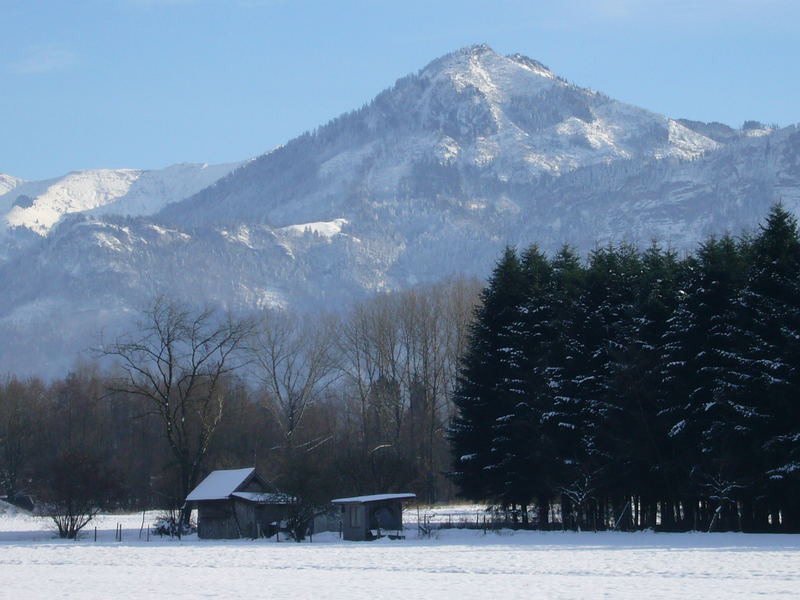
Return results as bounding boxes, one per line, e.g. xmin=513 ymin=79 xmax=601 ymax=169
xmin=415 ymin=45 xmax=559 ymax=114
xmin=447 ymin=43 xmax=496 ymax=57
xmin=421 ymin=44 xmax=555 ymax=82
xmin=164 ymin=45 xmax=720 ymax=229
xmin=466 ymin=43 xmax=494 ymax=56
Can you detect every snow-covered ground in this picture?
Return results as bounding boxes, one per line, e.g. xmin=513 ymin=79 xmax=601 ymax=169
xmin=1 ymin=503 xmax=798 ymax=599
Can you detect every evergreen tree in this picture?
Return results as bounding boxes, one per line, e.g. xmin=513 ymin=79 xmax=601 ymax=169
xmin=732 ymin=206 xmax=800 ymax=530
xmin=606 ymin=244 xmax=684 ymax=529
xmin=450 ymin=247 xmax=529 ymax=503
xmin=661 ymin=234 xmax=750 ymax=530
xmin=543 ymin=245 xmax=618 ymax=530
xmin=450 ymin=206 xmax=800 ymax=531
xmin=494 ymin=245 xmax=556 ymax=523
xmin=574 ymin=244 xmax=653 ymax=529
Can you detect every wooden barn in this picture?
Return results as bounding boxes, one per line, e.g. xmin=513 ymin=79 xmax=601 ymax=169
xmin=331 ymin=493 xmax=416 ymax=541
xmin=185 ymin=467 xmax=292 ymax=539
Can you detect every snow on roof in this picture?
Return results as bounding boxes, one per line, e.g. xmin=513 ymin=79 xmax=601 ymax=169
xmin=331 ymin=493 xmax=416 ymax=504
xmin=185 ymin=468 xmax=255 ymax=502
xmin=231 ymin=492 xmax=294 ymax=504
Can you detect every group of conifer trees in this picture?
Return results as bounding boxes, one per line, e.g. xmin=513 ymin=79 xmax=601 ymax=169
xmin=450 ymin=205 xmax=800 ymax=532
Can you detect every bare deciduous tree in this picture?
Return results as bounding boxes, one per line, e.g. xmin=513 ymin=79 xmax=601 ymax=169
xmin=40 ymin=449 xmax=120 ymax=539
xmin=335 ymin=277 xmax=481 ymax=500
xmin=250 ymin=310 xmax=339 ymax=444
xmin=101 ymin=297 xmax=253 ymax=518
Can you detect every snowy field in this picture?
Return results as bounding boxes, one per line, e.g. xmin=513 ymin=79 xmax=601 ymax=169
xmin=1 ymin=503 xmax=799 ymax=599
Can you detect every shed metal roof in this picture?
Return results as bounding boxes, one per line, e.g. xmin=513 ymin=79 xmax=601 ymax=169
xmin=331 ymin=493 xmax=416 ymax=504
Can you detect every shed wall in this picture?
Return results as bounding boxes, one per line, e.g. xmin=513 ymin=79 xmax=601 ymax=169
xmin=198 ymin=499 xmax=283 ymax=539
xmin=338 ymin=500 xmax=406 ymax=541
xmin=197 ymin=500 xmax=241 ymax=539
xmin=234 ymin=500 xmax=257 ymax=538
xmin=341 ymin=504 xmax=367 ymax=541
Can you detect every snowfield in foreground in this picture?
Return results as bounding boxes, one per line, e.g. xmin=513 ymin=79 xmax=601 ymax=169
xmin=1 ymin=509 xmax=798 ymax=599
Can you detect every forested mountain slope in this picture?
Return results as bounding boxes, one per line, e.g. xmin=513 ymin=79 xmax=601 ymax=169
xmin=1 ymin=45 xmax=797 ymax=376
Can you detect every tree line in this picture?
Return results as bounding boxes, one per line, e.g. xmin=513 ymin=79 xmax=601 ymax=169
xmin=4 ymin=204 xmax=799 ymax=536
xmin=451 ymin=205 xmax=800 ymax=532
xmin=0 ymin=277 xmax=480 ymax=535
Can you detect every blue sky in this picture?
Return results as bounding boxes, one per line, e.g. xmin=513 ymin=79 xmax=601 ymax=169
xmin=3 ymin=0 xmax=799 ymax=180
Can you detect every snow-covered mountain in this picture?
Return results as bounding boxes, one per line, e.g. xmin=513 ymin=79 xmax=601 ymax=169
xmin=1 ymin=45 xmax=798 ymax=376
xmin=0 ymin=161 xmax=243 ymax=242
xmin=162 ymin=45 xmax=719 ymax=230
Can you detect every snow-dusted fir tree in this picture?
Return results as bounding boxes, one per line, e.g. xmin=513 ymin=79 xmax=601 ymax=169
xmin=492 ymin=245 xmax=557 ymax=523
xmin=543 ymin=245 xmax=639 ymax=530
xmin=558 ymin=246 xmax=647 ymax=528
xmin=449 ymin=207 xmax=800 ymax=531
xmin=450 ymin=247 xmax=529 ymax=503
xmin=523 ymin=246 xmax=583 ymax=524
xmin=729 ymin=206 xmax=800 ymax=530
xmin=660 ymin=234 xmax=750 ymax=530
xmin=605 ymin=245 xmax=684 ymax=529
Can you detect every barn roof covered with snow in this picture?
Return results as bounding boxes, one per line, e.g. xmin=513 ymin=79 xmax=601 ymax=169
xmin=186 ymin=468 xmax=259 ymax=502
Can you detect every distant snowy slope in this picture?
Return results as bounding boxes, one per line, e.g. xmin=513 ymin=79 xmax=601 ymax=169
xmin=0 ymin=161 xmax=243 ymax=237
xmin=3 ymin=170 xmax=140 ymax=234
xmin=89 ymin=162 xmax=247 ymax=219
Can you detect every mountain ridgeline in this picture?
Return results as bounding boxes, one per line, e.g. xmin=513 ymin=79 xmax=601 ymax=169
xmin=1 ymin=44 xmax=799 ymax=375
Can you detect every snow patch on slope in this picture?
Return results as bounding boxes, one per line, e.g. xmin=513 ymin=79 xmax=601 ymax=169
xmin=281 ymin=218 xmax=349 ymax=238
xmin=666 ymin=120 xmax=721 ymax=159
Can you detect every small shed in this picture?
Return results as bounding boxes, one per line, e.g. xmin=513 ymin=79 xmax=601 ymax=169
xmin=185 ymin=467 xmax=292 ymax=539
xmin=331 ymin=493 xmax=416 ymax=541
